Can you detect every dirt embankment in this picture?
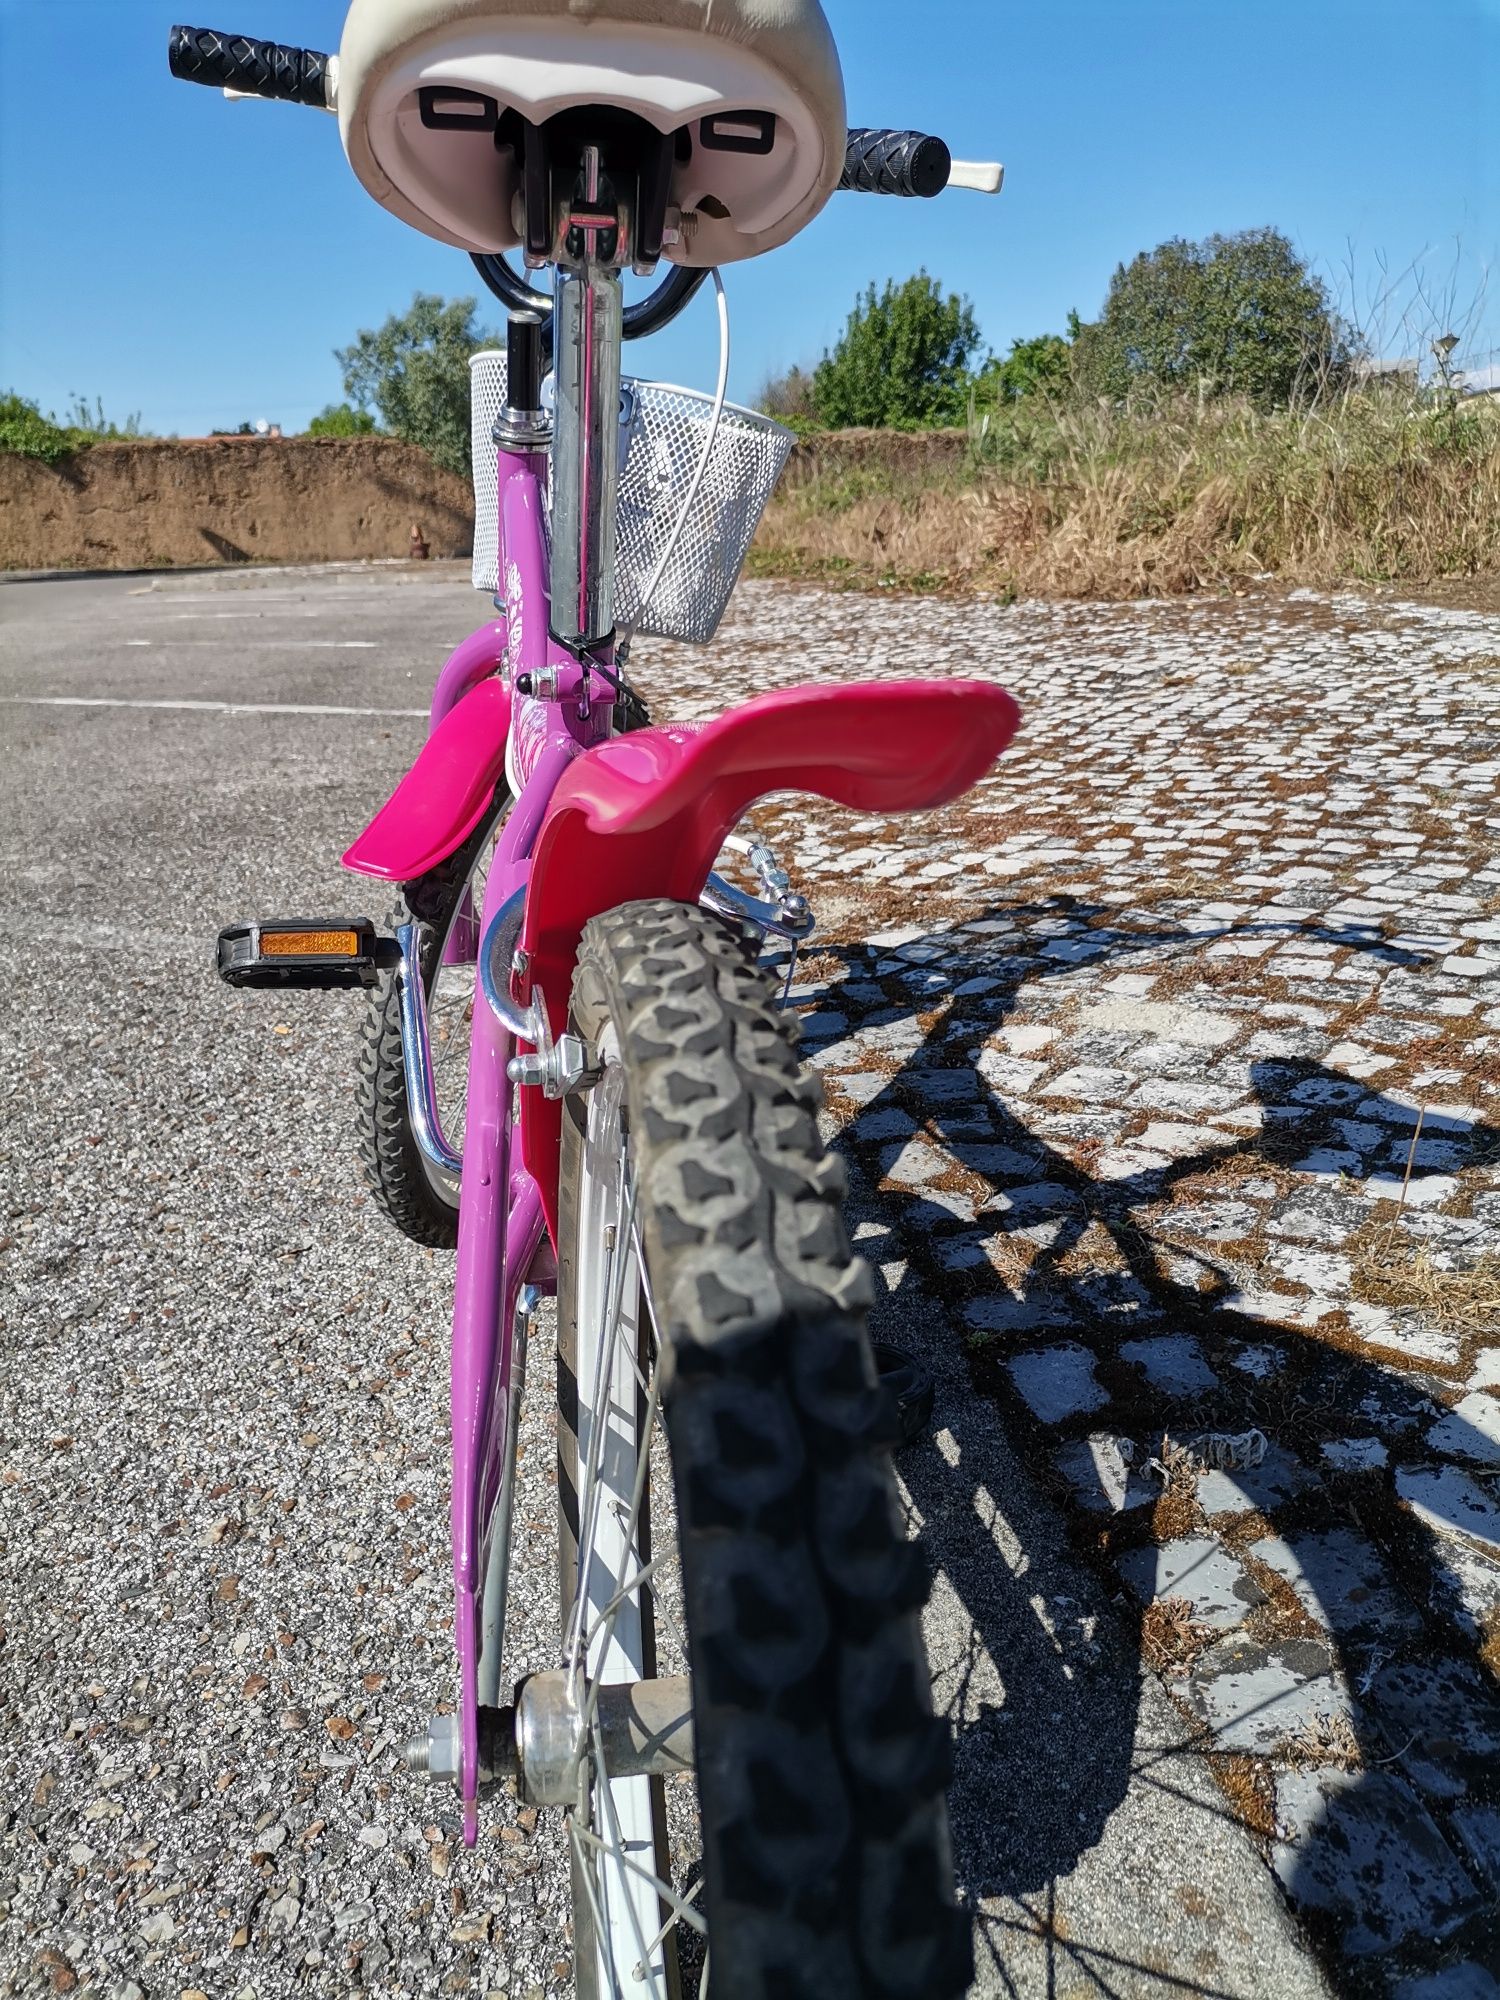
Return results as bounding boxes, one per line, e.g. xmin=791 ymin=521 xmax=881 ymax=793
xmin=0 ymin=436 xmax=474 ymax=573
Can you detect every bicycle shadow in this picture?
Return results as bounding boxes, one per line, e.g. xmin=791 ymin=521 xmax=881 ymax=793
xmin=803 ymin=902 xmax=1500 ymax=1993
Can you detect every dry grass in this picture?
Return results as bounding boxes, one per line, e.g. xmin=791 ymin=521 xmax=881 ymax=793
xmin=755 ymin=389 xmax=1500 ymax=599
xmin=1350 ymin=1243 xmax=1500 ymax=1336
xmin=1208 ymin=1752 xmax=1278 ymax=1843
xmin=1141 ymin=1594 xmax=1216 ymax=1673
xmin=1278 ymin=1709 xmax=1365 ymax=1772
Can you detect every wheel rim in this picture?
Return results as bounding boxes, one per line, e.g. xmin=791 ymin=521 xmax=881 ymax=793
xmin=567 ymin=1033 xmax=705 ymax=2000
xmin=418 ymin=830 xmax=496 ymax=1204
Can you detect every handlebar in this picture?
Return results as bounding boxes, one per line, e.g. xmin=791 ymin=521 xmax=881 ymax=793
xmin=168 ymin=23 xmax=335 ymax=109
xmin=841 ymin=129 xmax=950 ymax=198
xmin=166 ymin=25 xmax=1003 ymax=200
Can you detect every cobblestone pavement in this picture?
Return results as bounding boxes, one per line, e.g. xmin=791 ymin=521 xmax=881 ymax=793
xmin=689 ymin=581 xmax=1500 ymax=1995
xmin=2 ymin=567 xmax=1497 ymax=2000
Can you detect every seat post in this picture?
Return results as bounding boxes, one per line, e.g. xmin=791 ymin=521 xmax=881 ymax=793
xmin=550 ymin=144 xmax=627 ymax=648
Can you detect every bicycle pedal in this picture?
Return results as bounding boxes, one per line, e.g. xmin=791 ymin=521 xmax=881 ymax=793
xmin=216 ymin=919 xmax=396 ymax=992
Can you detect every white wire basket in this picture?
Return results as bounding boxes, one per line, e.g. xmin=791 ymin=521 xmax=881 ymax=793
xmin=469 ymin=351 xmax=795 ymax=645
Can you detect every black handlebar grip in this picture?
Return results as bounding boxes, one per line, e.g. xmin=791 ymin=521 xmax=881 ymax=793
xmin=168 ymin=25 xmax=333 ymax=108
xmin=841 ymin=128 xmax=952 ymax=198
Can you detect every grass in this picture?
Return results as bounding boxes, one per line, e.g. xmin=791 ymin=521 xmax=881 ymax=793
xmin=1 ymin=392 xmax=144 ymax=464
xmin=1350 ymin=1243 xmax=1500 ymax=1337
xmin=755 ymin=385 xmax=1500 ymax=599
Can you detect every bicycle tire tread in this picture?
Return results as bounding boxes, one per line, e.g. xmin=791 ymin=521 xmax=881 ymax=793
xmin=566 ymin=899 xmax=970 ymax=2000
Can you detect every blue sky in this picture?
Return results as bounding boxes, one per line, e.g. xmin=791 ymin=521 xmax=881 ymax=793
xmin=2 ymin=0 xmax=1497 ymax=432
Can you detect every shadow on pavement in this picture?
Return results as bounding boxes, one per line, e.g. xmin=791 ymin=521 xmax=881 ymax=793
xmin=808 ymin=902 xmax=1500 ymax=1996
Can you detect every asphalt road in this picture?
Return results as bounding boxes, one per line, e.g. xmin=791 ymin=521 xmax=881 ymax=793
xmin=1 ymin=564 xmax=1330 ymax=2000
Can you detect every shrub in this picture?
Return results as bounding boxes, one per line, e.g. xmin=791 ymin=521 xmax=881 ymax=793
xmin=0 ymin=392 xmax=143 ymax=462
xmin=812 ymin=273 xmax=980 ymax=429
xmin=306 ymin=402 xmax=378 ymax=437
xmin=1071 ymin=229 xmax=1356 ymax=407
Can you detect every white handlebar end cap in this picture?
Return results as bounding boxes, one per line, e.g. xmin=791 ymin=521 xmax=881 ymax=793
xmin=950 ymin=160 xmax=1004 ymax=195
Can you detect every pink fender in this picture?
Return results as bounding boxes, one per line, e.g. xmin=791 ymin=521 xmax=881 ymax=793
xmin=517 ymin=678 xmax=1022 ymax=1237
xmin=342 ymin=679 xmax=513 ymax=882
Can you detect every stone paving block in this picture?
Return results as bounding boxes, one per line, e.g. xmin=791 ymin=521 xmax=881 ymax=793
xmin=796 ymin=1010 xmax=848 ymax=1040
xmin=1397 ymin=1465 xmax=1500 ymax=1552
xmin=1427 ymin=1391 xmax=1500 ymax=1465
xmin=975 ymin=1050 xmax=1048 ymax=1096
xmin=827 ymin=1069 xmax=889 ymax=1105
xmin=1004 ymin=1344 xmax=1108 ymax=1421
xmin=1392 ymin=1966 xmax=1500 ymax=2000
xmin=1429 ymin=1537 xmax=1500 ymax=1647
xmin=908 ymin=1067 xmax=980 ymax=1104
xmin=1271 ymin=1769 xmax=1481 ymax=1956
xmin=1053 ymin=1433 xmax=1155 ymax=1514
xmin=1183 ymin=1633 xmax=1346 ymax=1755
xmin=1367 ymin=1658 xmax=1500 ymax=1802
xmin=1077 ymin=998 xmax=1239 ymax=1046
xmin=1118 ymin=1334 xmax=1219 ymax=1394
xmin=1351 ymin=1306 xmax=1464 ymax=1369
xmin=851 ymin=1107 xmax=917 ymax=1142
xmin=1133 ymin=1077 xmax=1246 ymax=1114
xmin=1158 ymin=1199 xmax=1258 ymax=1243
xmin=1039 ymin=1064 xmax=1137 ymax=1103
xmin=1450 ymin=1803 xmax=1500 ymax=1882
xmin=1320 ymin=1437 xmax=1389 ymax=1472
xmin=878 ymin=1139 xmax=948 ymax=1187
xmin=1268 ymin=1244 xmax=1352 ymax=1292
xmin=1229 ymin=1342 xmax=1287 ymax=1380
xmin=1196 ymin=1442 xmax=1313 ymax=1515
xmin=1267 ymin=1194 xmax=1369 ymax=1245
xmin=1119 ymin=1537 xmax=1267 ymax=1630
xmin=1248 ymin=1528 xmax=1422 ymax=1648
xmin=1360 ymin=1176 xmax=1464 ymax=1208
xmin=1135 ymin=1119 xmax=1235 ymax=1159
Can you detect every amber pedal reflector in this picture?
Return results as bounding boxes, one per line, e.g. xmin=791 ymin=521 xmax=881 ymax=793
xmin=261 ymin=928 xmax=362 ymax=959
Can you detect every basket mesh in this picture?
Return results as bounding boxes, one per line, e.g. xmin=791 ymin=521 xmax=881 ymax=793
xmin=469 ymin=351 xmax=794 ymax=645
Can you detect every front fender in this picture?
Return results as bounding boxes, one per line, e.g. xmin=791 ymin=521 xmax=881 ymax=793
xmin=518 ymin=678 xmax=1022 ymax=1236
xmin=342 ymin=678 xmax=513 ymax=882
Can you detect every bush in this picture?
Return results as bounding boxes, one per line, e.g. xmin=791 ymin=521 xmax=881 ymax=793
xmin=336 ymin=295 xmax=492 ymax=473
xmin=0 ymin=392 xmax=143 ymax=462
xmin=1072 ymin=229 xmax=1356 ymax=407
xmin=758 ymin=366 xmax=821 ymax=430
xmin=306 ymin=402 xmax=378 ymax=438
xmin=973 ymin=333 xmax=1074 ymax=410
xmin=812 ymin=273 xmax=980 ymax=429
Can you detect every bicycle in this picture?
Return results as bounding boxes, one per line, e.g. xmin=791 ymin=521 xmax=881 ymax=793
xmin=179 ymin=7 xmax=1017 ymax=1993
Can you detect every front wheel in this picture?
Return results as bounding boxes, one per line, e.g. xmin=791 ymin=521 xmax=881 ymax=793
xmin=556 ymin=900 xmax=970 ymax=2000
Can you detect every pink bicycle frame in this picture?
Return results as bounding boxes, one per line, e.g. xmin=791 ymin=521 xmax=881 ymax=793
xmin=345 ymin=403 xmax=1022 ymax=1839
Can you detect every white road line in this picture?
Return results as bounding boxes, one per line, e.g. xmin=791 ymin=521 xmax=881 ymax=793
xmin=1 ymin=697 xmax=427 ymax=718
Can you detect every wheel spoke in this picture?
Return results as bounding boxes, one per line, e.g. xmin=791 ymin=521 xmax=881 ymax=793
xmin=567 ymin=1054 xmax=698 ymax=2000
xmin=588 ymin=1728 xmax=671 ymax=1999
xmin=570 ymin=1816 xmax=709 ymax=1940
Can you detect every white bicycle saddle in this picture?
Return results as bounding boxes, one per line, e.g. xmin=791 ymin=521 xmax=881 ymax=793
xmin=338 ymin=0 xmax=847 ymax=264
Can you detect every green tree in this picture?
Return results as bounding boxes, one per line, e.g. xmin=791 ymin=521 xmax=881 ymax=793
xmin=974 ymin=332 xmax=1073 ymax=407
xmin=337 ymin=294 xmax=492 ymax=473
xmin=812 ymin=273 xmax=981 ymax=429
xmin=307 ymin=401 xmax=379 ymax=438
xmin=1072 ymin=229 xmax=1354 ymax=406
